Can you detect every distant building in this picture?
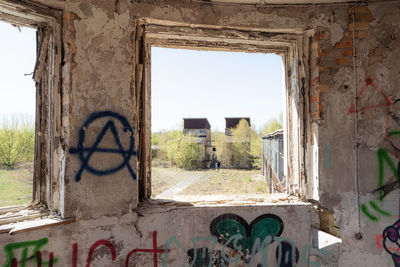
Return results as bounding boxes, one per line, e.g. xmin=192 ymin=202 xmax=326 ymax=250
xmin=225 ymin=117 xmax=251 ymax=136
xmin=183 ymin=118 xmax=215 ymax=168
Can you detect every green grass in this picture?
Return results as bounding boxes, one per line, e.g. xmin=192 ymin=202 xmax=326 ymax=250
xmin=151 ymin=167 xmax=269 ymax=197
xmin=181 ymin=169 xmax=268 ymax=195
xmin=0 ymin=163 xmax=33 ymax=207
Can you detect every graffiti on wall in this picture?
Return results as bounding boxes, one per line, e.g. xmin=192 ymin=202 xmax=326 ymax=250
xmin=2 ymin=214 xmax=330 ymax=267
xmin=348 ymin=78 xmax=400 ymax=266
xmin=383 ymin=219 xmax=400 ymax=266
xmin=69 ymin=111 xmax=137 ymax=182
xmin=347 ymin=78 xmax=400 ymax=222
xmin=2 ymin=238 xmax=57 ymax=267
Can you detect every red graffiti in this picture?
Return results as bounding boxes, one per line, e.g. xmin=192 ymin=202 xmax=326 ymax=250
xmin=86 ymin=240 xmax=116 ymax=267
xmin=376 ymin=234 xmax=384 ymax=252
xmin=72 ymin=243 xmax=78 ymax=267
xmin=125 ymin=231 xmax=170 ymax=267
xmin=376 ymin=234 xmax=400 ymax=253
xmin=348 ymin=77 xmax=392 ymax=137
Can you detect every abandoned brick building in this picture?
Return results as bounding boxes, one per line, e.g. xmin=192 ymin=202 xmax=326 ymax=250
xmin=225 ymin=117 xmax=251 ymax=136
xmin=183 ymin=118 xmax=214 ymax=167
xmin=1 ymin=0 xmax=400 ymax=266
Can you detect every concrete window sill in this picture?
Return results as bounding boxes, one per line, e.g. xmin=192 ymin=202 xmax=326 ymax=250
xmin=0 ymin=205 xmax=75 ymax=235
xmin=140 ymin=194 xmax=310 ymax=213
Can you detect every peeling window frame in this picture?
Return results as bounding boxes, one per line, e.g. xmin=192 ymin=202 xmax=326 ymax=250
xmin=0 ymin=1 xmax=63 ymax=223
xmin=135 ymin=19 xmax=314 ymax=202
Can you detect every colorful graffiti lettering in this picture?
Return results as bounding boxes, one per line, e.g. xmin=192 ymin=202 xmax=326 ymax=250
xmin=3 ymin=238 xmax=58 ymax=267
xmin=2 ymin=215 xmax=330 ymax=267
xmin=348 ymin=78 xmax=400 ymax=222
xmin=69 ymin=111 xmax=137 ymax=182
xmin=383 ymin=219 xmax=400 ymax=266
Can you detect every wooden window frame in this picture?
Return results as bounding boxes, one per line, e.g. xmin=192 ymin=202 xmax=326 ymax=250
xmin=135 ymin=20 xmax=313 ymax=201
xmin=0 ymin=1 xmax=63 ymax=221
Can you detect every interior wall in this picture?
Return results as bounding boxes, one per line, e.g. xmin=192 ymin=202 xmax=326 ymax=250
xmin=1 ymin=0 xmax=400 ymax=266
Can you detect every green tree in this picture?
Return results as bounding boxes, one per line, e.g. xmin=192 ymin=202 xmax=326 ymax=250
xmin=175 ymin=135 xmax=203 ymax=169
xmin=214 ymin=131 xmax=232 ymax=168
xmin=165 ymin=130 xmax=182 ymax=164
xmin=0 ymin=115 xmax=35 ymax=169
xmin=231 ymin=119 xmax=253 ymax=169
xmin=151 ymin=133 xmax=160 ymax=146
xmin=261 ymin=118 xmax=282 ymax=136
xmin=250 ymin=133 xmax=262 ymax=169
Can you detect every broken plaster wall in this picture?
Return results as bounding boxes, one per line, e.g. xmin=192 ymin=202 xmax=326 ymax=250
xmin=1 ymin=0 xmax=400 ymax=266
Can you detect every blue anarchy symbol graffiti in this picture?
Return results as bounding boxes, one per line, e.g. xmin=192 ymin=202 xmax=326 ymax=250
xmin=69 ymin=111 xmax=137 ymax=182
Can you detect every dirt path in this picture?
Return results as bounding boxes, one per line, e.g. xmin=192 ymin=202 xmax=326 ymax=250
xmin=155 ymin=173 xmax=203 ymax=199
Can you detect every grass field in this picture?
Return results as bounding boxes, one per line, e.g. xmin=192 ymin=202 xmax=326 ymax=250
xmin=152 ymin=167 xmax=268 ymax=197
xmin=0 ymin=163 xmax=33 ymax=207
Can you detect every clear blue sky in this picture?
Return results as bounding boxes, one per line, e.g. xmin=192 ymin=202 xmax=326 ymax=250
xmin=151 ymin=47 xmax=284 ymax=133
xmin=0 ymin=21 xmax=36 ymax=119
xmin=0 ymin=20 xmax=284 ymax=131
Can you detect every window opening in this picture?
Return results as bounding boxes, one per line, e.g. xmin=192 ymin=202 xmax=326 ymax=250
xmin=150 ymin=47 xmax=285 ymax=201
xmin=0 ymin=21 xmax=36 ymax=208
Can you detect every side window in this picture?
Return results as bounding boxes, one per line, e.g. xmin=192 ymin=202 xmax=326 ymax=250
xmin=0 ymin=2 xmax=62 ymax=222
xmin=0 ymin=21 xmax=36 ymax=208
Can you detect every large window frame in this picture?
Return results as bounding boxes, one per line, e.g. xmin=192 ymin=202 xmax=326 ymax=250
xmin=0 ymin=1 xmax=63 ymax=220
xmin=135 ymin=21 xmax=314 ymax=201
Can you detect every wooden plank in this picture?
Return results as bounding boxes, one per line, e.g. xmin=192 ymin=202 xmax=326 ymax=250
xmin=10 ymin=217 xmax=75 ymax=235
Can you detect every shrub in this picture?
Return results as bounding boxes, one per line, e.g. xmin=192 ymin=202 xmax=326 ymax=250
xmin=0 ymin=115 xmax=35 ymax=169
xmin=175 ymin=135 xmax=203 ymax=169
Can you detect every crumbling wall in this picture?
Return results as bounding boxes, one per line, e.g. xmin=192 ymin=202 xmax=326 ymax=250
xmin=1 ymin=0 xmax=400 ymax=266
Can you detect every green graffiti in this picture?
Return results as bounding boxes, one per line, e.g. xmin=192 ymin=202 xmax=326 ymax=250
xmin=389 ymin=130 xmax=400 ymax=137
xmin=369 ymin=200 xmax=391 ymax=216
xmin=211 ymin=214 xmax=283 ymax=254
xmin=361 ymin=203 xmax=379 ymax=221
xmin=377 ymin=148 xmax=399 ymax=202
xmin=3 ymin=238 xmax=58 ymax=267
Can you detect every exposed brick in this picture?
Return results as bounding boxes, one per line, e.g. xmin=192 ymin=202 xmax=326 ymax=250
xmin=343 ymin=31 xmax=353 ymax=40
xmin=374 ymin=47 xmax=384 ymax=56
xmin=318 ymin=66 xmax=329 ymax=73
xmin=311 ymin=94 xmax=320 ymax=103
xmin=349 ymin=6 xmax=371 ymax=14
xmin=318 ymin=84 xmax=328 ymax=93
xmin=314 ymin=31 xmax=330 ymax=40
xmin=318 ymin=49 xmax=331 ymax=57
xmin=355 ymin=6 xmax=371 ymax=13
xmin=311 ymin=77 xmax=319 ymax=86
xmin=311 ymin=111 xmax=320 ymax=119
xmin=311 ymin=41 xmax=319 ymax=53
xmin=335 ymin=57 xmax=351 ymax=66
xmin=357 ymin=30 xmax=369 ymax=39
xmin=310 ymin=59 xmax=317 ymax=68
xmin=363 ymin=13 xmax=374 ymax=22
xmin=349 ymin=22 xmax=369 ymax=31
xmin=354 ymin=13 xmax=365 ymax=22
xmin=342 ymin=49 xmax=354 ymax=57
xmin=335 ymin=41 xmax=353 ymax=48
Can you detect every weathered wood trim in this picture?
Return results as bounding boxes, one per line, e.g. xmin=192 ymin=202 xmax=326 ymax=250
xmin=0 ymin=1 xmax=63 ymax=214
xmin=139 ymin=21 xmax=310 ymax=200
